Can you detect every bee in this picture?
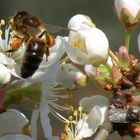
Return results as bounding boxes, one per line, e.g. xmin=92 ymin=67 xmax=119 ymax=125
xmin=8 ymin=10 xmax=55 ymax=78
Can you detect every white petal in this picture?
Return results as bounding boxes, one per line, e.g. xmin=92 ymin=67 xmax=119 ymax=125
xmin=31 ymin=109 xmax=39 ymax=140
xmin=56 ymin=63 xmax=86 ymax=89
xmin=0 ymin=134 xmax=32 ymax=140
xmin=68 ymin=14 xmax=95 ymax=30
xmin=0 ymin=64 xmax=11 ymax=85
xmin=0 ymin=40 xmax=7 ymax=52
xmin=80 ymin=95 xmax=109 ymax=124
xmin=76 ymin=106 xmax=102 ymax=139
xmin=66 ymin=28 xmax=109 ymax=65
xmin=40 ymin=36 xmax=66 ymax=68
xmin=0 ymin=52 xmax=15 ymax=66
xmin=80 ymin=95 xmax=109 ymax=113
xmin=39 ymin=100 xmax=59 ymax=140
xmin=85 ymin=28 xmax=109 ymax=65
xmin=0 ymin=109 xmax=28 ymax=135
xmin=84 ymin=65 xmax=96 ymax=76
xmin=66 ymin=30 xmax=92 ymax=65
xmin=136 ymin=0 xmax=140 ymax=5
xmin=114 ymin=0 xmax=140 ymax=18
xmin=26 ymin=61 xmax=59 ymax=83
xmin=47 ymin=36 xmax=66 ymax=64
xmin=40 ymin=100 xmax=59 ymax=140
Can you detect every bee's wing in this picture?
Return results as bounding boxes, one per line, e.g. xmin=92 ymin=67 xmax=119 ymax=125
xmin=45 ymin=24 xmax=76 ymax=34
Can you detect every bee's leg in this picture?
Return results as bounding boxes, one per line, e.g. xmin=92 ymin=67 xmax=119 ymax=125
xmin=44 ymin=45 xmax=50 ymax=61
xmin=6 ymin=36 xmax=23 ymax=52
xmin=38 ymin=31 xmax=55 ymax=47
xmin=38 ymin=30 xmax=47 ymax=38
xmin=6 ymin=34 xmax=30 ymax=52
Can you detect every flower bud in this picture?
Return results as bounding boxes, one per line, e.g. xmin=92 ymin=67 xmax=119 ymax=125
xmin=114 ymin=0 xmax=140 ymax=30
xmin=118 ymin=46 xmax=130 ymax=68
xmin=56 ymin=63 xmax=87 ymax=89
xmin=0 ymin=64 xmax=11 ymax=85
xmin=68 ymin=14 xmax=95 ymax=30
xmin=66 ymin=27 xmax=109 ymax=66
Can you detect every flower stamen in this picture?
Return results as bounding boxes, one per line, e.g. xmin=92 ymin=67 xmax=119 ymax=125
xmin=62 ymin=106 xmax=87 ymax=140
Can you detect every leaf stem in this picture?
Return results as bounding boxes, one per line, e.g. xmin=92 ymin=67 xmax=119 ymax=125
xmin=125 ymin=29 xmax=131 ymax=53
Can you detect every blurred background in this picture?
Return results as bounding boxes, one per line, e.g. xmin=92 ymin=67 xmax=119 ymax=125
xmin=0 ymin=0 xmax=140 ymax=139
xmin=0 ymin=0 xmax=140 ymax=54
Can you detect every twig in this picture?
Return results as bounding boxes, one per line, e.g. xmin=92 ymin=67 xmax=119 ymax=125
xmin=94 ymin=118 xmax=112 ymax=140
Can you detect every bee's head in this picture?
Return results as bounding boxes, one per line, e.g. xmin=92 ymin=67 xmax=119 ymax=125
xmin=14 ymin=10 xmax=29 ymax=21
xmin=8 ymin=10 xmax=29 ymax=29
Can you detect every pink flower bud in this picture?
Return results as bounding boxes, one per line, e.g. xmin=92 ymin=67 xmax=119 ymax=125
xmin=118 ymin=46 xmax=130 ymax=68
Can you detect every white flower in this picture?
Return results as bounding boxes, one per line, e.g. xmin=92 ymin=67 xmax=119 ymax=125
xmin=114 ymin=0 xmax=140 ymax=29
xmin=10 ymin=36 xmax=66 ymax=83
xmin=63 ymin=95 xmax=109 ymax=140
xmin=0 ymin=134 xmax=32 ymax=140
xmin=0 ymin=21 xmax=65 ymax=85
xmin=0 ymin=23 xmax=66 ymax=88
xmin=0 ymin=109 xmax=28 ymax=136
xmin=79 ymin=95 xmax=109 ymax=137
xmin=0 ymin=25 xmax=24 ymax=85
xmin=31 ymin=79 xmax=70 ymax=140
xmin=56 ymin=63 xmax=87 ymax=89
xmin=66 ymin=16 xmax=109 ymax=65
xmin=68 ymin=14 xmax=95 ymax=30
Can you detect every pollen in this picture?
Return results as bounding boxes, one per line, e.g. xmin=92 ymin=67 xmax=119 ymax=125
xmin=62 ymin=106 xmax=87 ymax=140
xmin=68 ymin=116 xmax=73 ymax=121
xmin=10 ymin=18 xmax=14 ymax=24
xmin=0 ymin=19 xmax=5 ymax=25
xmin=73 ymin=110 xmax=78 ymax=116
xmin=78 ymin=106 xmax=83 ymax=112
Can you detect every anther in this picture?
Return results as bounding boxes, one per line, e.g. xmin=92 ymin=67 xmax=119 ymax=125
xmin=0 ymin=19 xmax=5 ymax=25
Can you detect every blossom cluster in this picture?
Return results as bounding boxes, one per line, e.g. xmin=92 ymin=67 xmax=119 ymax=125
xmin=0 ymin=0 xmax=140 ymax=140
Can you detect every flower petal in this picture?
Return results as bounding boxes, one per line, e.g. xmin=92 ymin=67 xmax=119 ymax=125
xmin=68 ymin=14 xmax=95 ymax=30
xmin=66 ymin=27 xmax=109 ymax=65
xmin=0 ymin=109 xmax=28 ymax=135
xmin=56 ymin=63 xmax=87 ymax=89
xmin=31 ymin=109 xmax=39 ymax=140
xmin=114 ymin=0 xmax=140 ymax=18
xmin=40 ymin=100 xmax=59 ymax=140
xmin=80 ymin=95 xmax=109 ymax=124
xmin=80 ymin=95 xmax=109 ymax=112
xmin=0 ymin=134 xmax=32 ymax=140
xmin=0 ymin=64 xmax=11 ymax=85
xmin=76 ymin=106 xmax=102 ymax=139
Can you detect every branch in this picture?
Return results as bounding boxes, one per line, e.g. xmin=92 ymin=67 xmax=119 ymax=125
xmin=94 ymin=118 xmax=112 ymax=140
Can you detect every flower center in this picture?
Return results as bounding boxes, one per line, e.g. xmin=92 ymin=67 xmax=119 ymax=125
xmin=61 ymin=106 xmax=87 ymax=140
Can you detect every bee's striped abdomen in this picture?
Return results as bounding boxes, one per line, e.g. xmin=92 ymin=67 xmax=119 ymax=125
xmin=21 ymin=39 xmax=45 ymax=78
